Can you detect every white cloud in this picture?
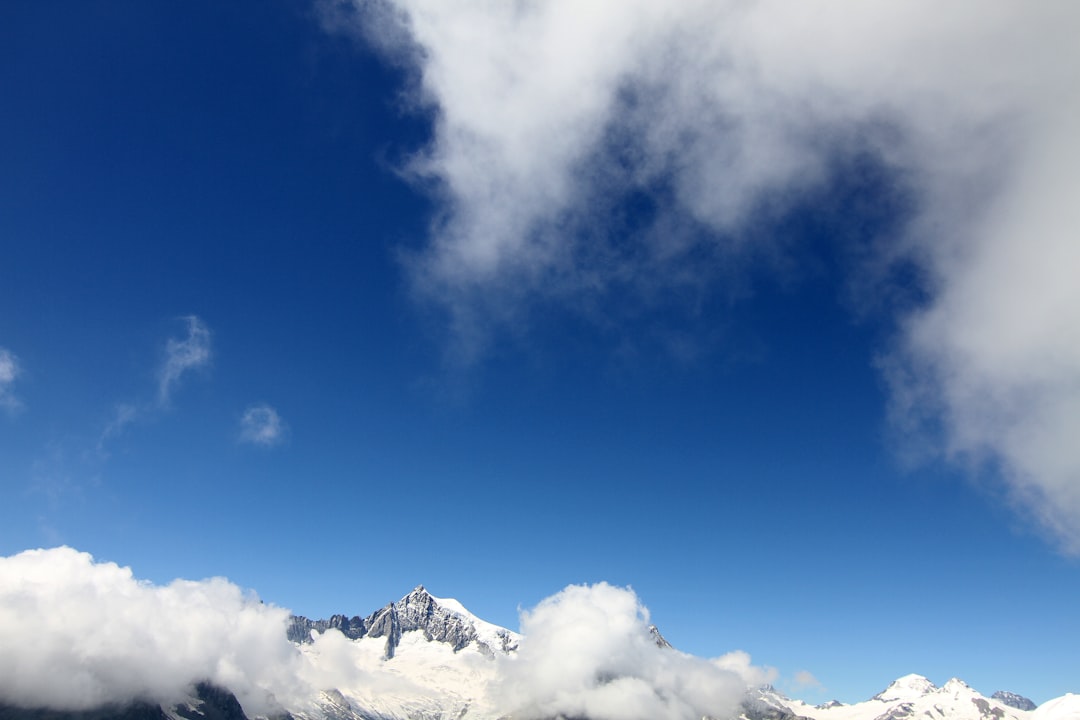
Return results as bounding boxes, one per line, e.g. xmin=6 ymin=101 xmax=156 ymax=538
xmin=0 ymin=347 xmax=22 ymax=412
xmin=496 ymin=583 xmax=768 ymax=720
xmin=330 ymin=1 xmax=1080 ymax=553
xmin=96 ymin=402 xmax=140 ymax=457
xmin=793 ymin=670 xmax=824 ymax=691
xmin=158 ymin=316 xmax=211 ymax=406
xmin=0 ymin=547 xmax=305 ymax=715
xmin=239 ymin=404 xmax=287 ymax=447
xmin=0 ymin=551 xmax=769 ymax=720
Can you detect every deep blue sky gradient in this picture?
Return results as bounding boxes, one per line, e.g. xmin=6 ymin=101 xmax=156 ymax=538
xmin=1 ymin=0 xmax=1077 ymax=706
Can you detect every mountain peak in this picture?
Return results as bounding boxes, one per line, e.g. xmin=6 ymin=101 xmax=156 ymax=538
xmin=288 ymin=586 xmax=520 ymax=659
xmin=993 ymin=691 xmax=1037 ymax=711
xmin=873 ymin=674 xmax=938 ymax=702
xmin=943 ymin=678 xmax=973 ymax=694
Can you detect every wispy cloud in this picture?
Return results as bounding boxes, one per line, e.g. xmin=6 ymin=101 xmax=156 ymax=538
xmin=793 ymin=670 xmax=824 ymax=692
xmin=95 ymin=402 xmax=140 ymax=458
xmin=0 ymin=347 xmax=22 ymax=413
xmin=239 ymin=404 xmax=287 ymax=447
xmin=158 ymin=316 xmax=211 ymax=406
xmin=328 ymin=1 xmax=1080 ymax=554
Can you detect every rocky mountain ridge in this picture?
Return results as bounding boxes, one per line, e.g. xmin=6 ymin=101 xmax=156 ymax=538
xmin=994 ymin=693 xmax=1038 ymax=712
xmin=288 ymin=585 xmax=520 ymax=659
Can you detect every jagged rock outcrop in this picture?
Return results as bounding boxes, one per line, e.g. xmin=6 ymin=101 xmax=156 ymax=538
xmin=993 ymin=693 xmax=1037 ymax=712
xmin=289 ymin=585 xmax=518 ymax=659
xmin=648 ymin=624 xmax=672 ymax=649
xmin=287 ymin=614 xmax=366 ymax=644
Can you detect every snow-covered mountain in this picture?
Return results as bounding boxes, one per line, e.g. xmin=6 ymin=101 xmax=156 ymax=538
xmin=290 ymin=586 xmax=520 ymax=720
xmin=738 ymin=675 xmax=1057 ymax=720
xmin=289 ymin=585 xmax=520 ymax=659
xmin=288 ymin=590 xmax=1073 ymax=720
xmin=4 ymin=586 xmax=1078 ymax=720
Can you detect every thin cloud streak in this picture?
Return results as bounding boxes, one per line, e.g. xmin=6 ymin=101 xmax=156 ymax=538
xmin=328 ymin=1 xmax=1080 ymax=554
xmin=95 ymin=402 xmax=140 ymax=458
xmin=0 ymin=347 xmax=22 ymax=412
xmin=159 ymin=316 xmax=211 ymax=406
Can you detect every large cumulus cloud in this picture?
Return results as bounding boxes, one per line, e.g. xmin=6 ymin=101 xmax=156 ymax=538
xmin=497 ymin=583 xmax=770 ymax=720
xmin=322 ymin=0 xmax=1080 ymax=553
xmin=0 ymin=547 xmax=304 ymax=714
xmin=0 ymin=550 xmax=767 ymax=719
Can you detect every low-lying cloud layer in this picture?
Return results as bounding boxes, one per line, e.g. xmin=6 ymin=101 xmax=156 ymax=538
xmin=499 ymin=583 xmax=769 ymax=720
xmin=0 ymin=547 xmax=302 ymax=714
xmin=323 ymin=0 xmax=1080 ymax=553
xmin=0 ymin=549 xmax=767 ymax=720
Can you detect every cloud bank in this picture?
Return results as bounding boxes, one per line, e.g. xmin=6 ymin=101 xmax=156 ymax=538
xmin=0 ymin=550 xmax=766 ymax=719
xmin=498 ymin=583 xmax=768 ymax=720
xmin=325 ymin=1 xmax=1080 ymax=553
xmin=239 ymin=404 xmax=287 ymax=447
xmin=159 ymin=316 xmax=211 ymax=406
xmin=0 ymin=547 xmax=302 ymax=714
xmin=0 ymin=347 xmax=21 ymax=412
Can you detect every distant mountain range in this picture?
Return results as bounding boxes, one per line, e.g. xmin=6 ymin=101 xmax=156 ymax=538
xmin=739 ymin=675 xmax=1046 ymax=720
xmin=3 ymin=586 xmax=1076 ymax=720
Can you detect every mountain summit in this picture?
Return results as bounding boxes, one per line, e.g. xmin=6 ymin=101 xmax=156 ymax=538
xmin=873 ymin=674 xmax=939 ymax=702
xmin=288 ymin=585 xmax=519 ymax=659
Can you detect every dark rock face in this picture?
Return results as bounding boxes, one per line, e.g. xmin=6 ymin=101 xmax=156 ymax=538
xmin=370 ymin=586 xmax=478 ymax=655
xmin=289 ymin=585 xmax=514 ymax=659
xmin=175 ymin=683 xmax=249 ymax=720
xmin=991 ymin=693 xmax=1037 ymax=712
xmin=0 ymin=703 xmax=168 ymax=720
xmin=0 ymin=683 xmax=256 ymax=720
xmin=287 ymin=614 xmax=367 ymax=644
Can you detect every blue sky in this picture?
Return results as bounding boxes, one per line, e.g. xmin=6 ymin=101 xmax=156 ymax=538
xmin=2 ymin=0 xmax=1079 ymax=707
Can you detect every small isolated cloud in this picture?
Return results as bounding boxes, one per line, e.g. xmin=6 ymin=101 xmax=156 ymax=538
xmin=0 ymin=547 xmax=306 ymax=715
xmin=239 ymin=404 xmax=286 ymax=447
xmin=793 ymin=670 xmax=824 ymax=691
xmin=0 ymin=347 xmax=22 ymax=412
xmin=496 ymin=583 xmax=768 ymax=720
xmin=158 ymin=316 xmax=211 ymax=406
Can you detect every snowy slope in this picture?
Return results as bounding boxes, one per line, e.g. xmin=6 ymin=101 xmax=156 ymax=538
xmin=287 ymin=589 xmax=1075 ymax=720
xmin=744 ymin=675 xmax=1037 ymax=720
xmin=292 ymin=587 xmax=519 ymax=720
